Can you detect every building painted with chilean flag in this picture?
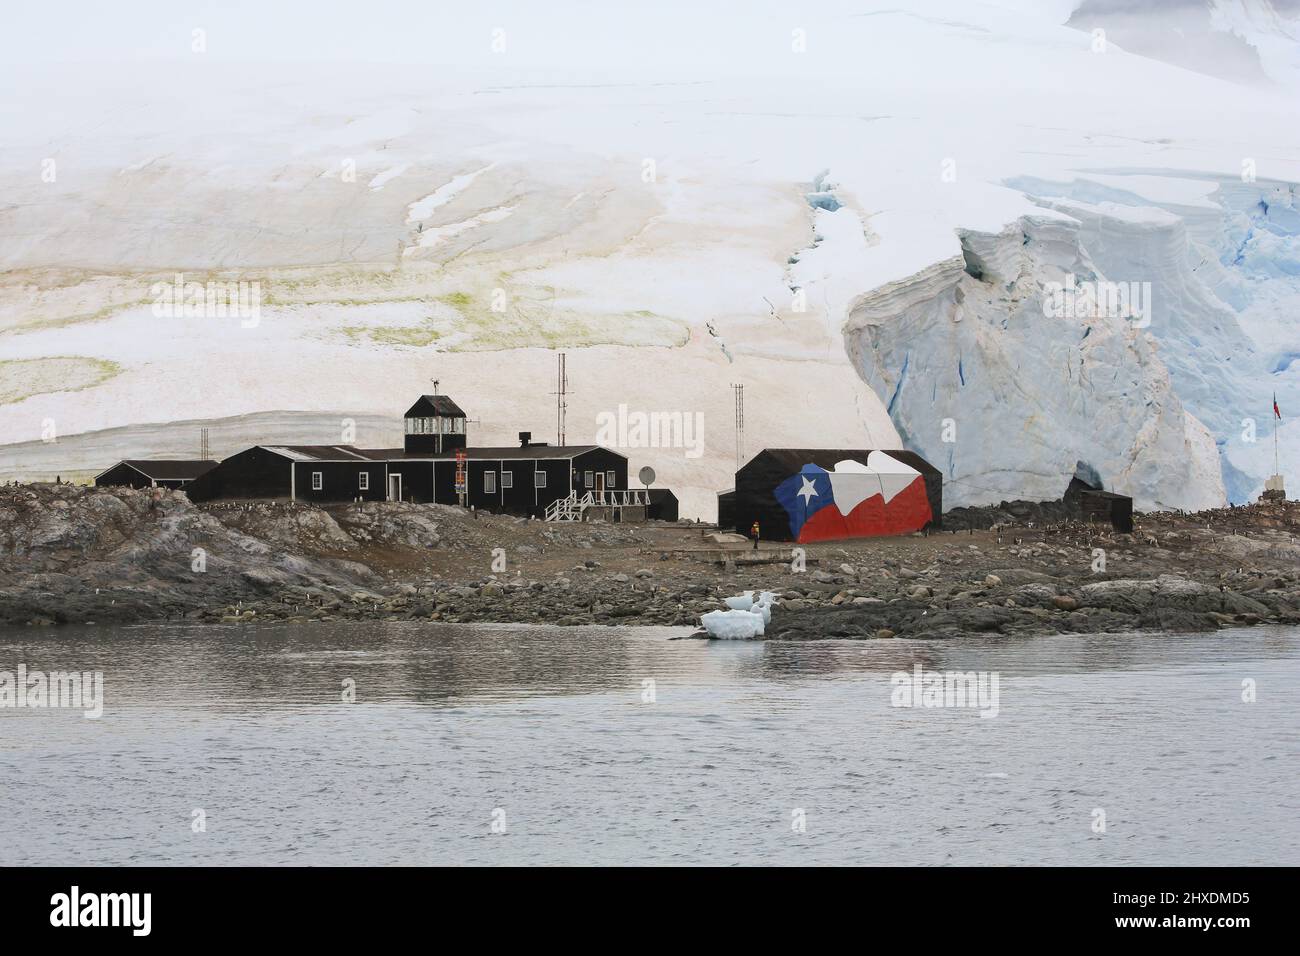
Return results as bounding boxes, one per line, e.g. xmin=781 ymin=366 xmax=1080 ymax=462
xmin=718 ymin=448 xmax=942 ymax=542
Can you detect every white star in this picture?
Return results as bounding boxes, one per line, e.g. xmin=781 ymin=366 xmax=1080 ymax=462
xmin=797 ymin=475 xmax=819 ymax=505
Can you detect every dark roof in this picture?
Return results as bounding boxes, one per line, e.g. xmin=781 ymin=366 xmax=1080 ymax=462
xmin=1065 ymin=476 xmax=1131 ymax=502
xmin=258 ymin=444 xmax=616 ymax=462
xmin=1080 ymin=489 xmax=1132 ymax=502
xmin=366 ymin=444 xmax=610 ymax=461
xmin=108 ymin=460 xmax=217 ymax=480
xmin=739 ymin=448 xmax=941 ymax=476
xmin=404 ymin=394 xmax=466 ymax=418
xmin=258 ymin=445 xmax=374 ymax=462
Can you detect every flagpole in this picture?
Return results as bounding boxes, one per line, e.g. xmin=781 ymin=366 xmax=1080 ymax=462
xmin=1274 ymin=393 xmax=1281 ymax=478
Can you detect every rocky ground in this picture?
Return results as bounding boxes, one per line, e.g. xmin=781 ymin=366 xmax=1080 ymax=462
xmin=3 ymin=481 xmax=1300 ymax=638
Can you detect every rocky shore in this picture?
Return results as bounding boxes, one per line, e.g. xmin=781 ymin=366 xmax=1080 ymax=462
xmin=4 ymin=481 xmax=1300 ymax=638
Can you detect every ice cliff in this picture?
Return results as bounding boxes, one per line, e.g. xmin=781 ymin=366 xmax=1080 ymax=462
xmin=844 ymin=215 xmax=1227 ymax=511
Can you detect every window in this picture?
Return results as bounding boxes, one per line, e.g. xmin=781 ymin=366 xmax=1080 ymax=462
xmin=311 ymin=472 xmax=322 ymax=491
xmin=484 ymin=471 xmax=496 ymax=494
xmin=501 ymin=471 xmax=513 ymax=489
xmin=584 ymin=470 xmax=594 ymax=487
xmin=607 ymin=470 xmax=616 ymax=488
xmin=535 ymin=471 xmax=547 ymax=489
xmin=359 ymin=472 xmax=369 ymax=491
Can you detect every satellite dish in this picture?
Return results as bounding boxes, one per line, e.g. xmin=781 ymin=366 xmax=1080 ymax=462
xmin=638 ymin=466 xmax=656 ymax=487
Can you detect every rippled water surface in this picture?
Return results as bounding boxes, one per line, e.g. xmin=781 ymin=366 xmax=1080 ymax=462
xmin=1 ymin=622 xmax=1296 ymax=865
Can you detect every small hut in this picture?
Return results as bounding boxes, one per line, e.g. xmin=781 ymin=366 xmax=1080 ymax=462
xmin=1063 ymin=477 xmax=1133 ymax=533
xmin=95 ymin=460 xmax=216 ymax=490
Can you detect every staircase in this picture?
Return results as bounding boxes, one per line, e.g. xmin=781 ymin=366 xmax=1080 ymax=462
xmin=545 ymin=491 xmax=593 ymax=522
xmin=545 ymin=489 xmax=649 ymax=521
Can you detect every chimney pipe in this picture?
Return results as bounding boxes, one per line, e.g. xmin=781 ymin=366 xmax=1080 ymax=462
xmin=518 ymin=431 xmax=531 ymax=447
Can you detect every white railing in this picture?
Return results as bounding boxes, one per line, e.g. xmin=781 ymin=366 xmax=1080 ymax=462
xmin=544 ymin=489 xmax=648 ymax=521
xmin=545 ymin=491 xmax=590 ymax=521
xmin=588 ymin=489 xmax=648 ymax=507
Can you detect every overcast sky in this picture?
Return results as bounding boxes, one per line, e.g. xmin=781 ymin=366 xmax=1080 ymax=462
xmin=6 ymin=1 xmax=800 ymax=66
xmin=1 ymin=1 xmax=1087 ymax=68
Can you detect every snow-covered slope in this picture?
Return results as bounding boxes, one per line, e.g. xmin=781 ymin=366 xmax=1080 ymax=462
xmin=2 ymin=0 xmax=1299 ymax=515
xmin=1067 ymin=0 xmax=1300 ymax=86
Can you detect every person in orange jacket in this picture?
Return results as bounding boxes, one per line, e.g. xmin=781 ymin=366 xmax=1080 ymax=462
xmin=750 ymin=519 xmax=760 ymax=550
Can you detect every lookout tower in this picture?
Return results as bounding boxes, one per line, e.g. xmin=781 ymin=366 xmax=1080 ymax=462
xmin=404 ymin=393 xmax=468 ymax=454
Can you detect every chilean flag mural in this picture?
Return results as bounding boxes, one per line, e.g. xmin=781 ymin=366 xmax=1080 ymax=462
xmin=773 ymin=451 xmax=933 ymax=542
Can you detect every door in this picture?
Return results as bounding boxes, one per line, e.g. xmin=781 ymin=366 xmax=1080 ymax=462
xmin=595 ymin=470 xmax=605 ymax=503
xmin=388 ymin=473 xmax=402 ymax=502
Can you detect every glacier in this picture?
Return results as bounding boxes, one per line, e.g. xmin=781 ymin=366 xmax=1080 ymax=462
xmin=851 ymin=168 xmax=1300 ymax=510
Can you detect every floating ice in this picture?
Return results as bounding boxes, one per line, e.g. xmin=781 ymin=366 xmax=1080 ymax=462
xmin=705 ymin=591 xmax=778 ymax=637
xmin=700 ymin=609 xmax=765 ymax=640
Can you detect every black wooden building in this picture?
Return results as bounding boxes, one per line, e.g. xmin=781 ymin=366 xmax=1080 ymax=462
xmin=1063 ymin=476 xmax=1134 ymax=533
xmin=719 ymin=448 xmax=942 ymax=542
xmin=646 ymin=489 xmax=679 ymax=522
xmin=95 ymin=459 xmax=216 ymax=490
xmin=403 ymin=394 xmax=467 ymax=454
xmin=183 ymin=393 xmax=638 ymax=519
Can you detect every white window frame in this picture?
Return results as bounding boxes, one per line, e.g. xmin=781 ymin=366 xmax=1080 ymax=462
xmin=501 ymin=471 xmax=513 ymax=489
xmin=535 ymin=470 xmax=547 ymax=489
xmin=584 ymin=470 xmax=594 ymax=487
xmin=484 ymin=471 xmax=496 ymax=494
xmin=359 ymin=472 xmax=369 ymax=491
xmin=606 ymin=470 xmax=616 ymax=488
xmin=311 ymin=472 xmax=323 ymax=491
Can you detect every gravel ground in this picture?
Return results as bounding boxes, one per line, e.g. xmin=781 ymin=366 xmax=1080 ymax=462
xmin=4 ymin=481 xmax=1300 ymax=638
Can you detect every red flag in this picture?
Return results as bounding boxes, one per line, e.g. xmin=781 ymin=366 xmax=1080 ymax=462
xmin=1275 ymin=393 xmax=1282 ymax=421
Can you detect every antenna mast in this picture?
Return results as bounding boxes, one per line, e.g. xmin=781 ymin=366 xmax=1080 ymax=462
xmin=431 ymin=377 xmax=442 ymax=453
xmin=732 ymin=383 xmax=745 ymax=470
xmin=556 ymin=353 xmax=568 ymax=447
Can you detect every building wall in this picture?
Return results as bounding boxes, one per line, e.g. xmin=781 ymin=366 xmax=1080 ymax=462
xmin=96 ymin=464 xmax=151 ymax=490
xmin=497 ymin=460 xmax=536 ymax=513
xmin=292 ymin=461 xmax=386 ymax=503
xmin=648 ymin=489 xmax=679 ymax=522
xmin=404 ymin=432 xmax=467 ymax=455
xmin=385 ymin=460 xmax=434 ymax=503
xmin=717 ymin=490 xmax=736 ymax=531
xmin=462 ymin=449 xmax=632 ymax=517
xmin=466 ymin=459 xmax=496 ymax=511
xmin=531 ymin=459 xmax=573 ymax=516
xmin=181 ymin=441 xmax=643 ymax=518
xmin=571 ymin=448 xmax=628 ymax=493
xmin=459 ymin=459 xmax=529 ymax=514
xmin=186 ymin=447 xmax=292 ymax=501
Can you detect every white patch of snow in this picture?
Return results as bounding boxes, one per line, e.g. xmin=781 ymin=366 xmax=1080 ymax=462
xmin=403 ymin=205 xmax=517 ymax=255
xmin=406 ymin=165 xmax=496 ymax=222
xmin=368 ymin=163 xmax=410 ymax=190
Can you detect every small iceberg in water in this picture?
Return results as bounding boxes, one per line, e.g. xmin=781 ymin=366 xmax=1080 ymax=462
xmin=702 ymin=591 xmax=778 ymax=639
